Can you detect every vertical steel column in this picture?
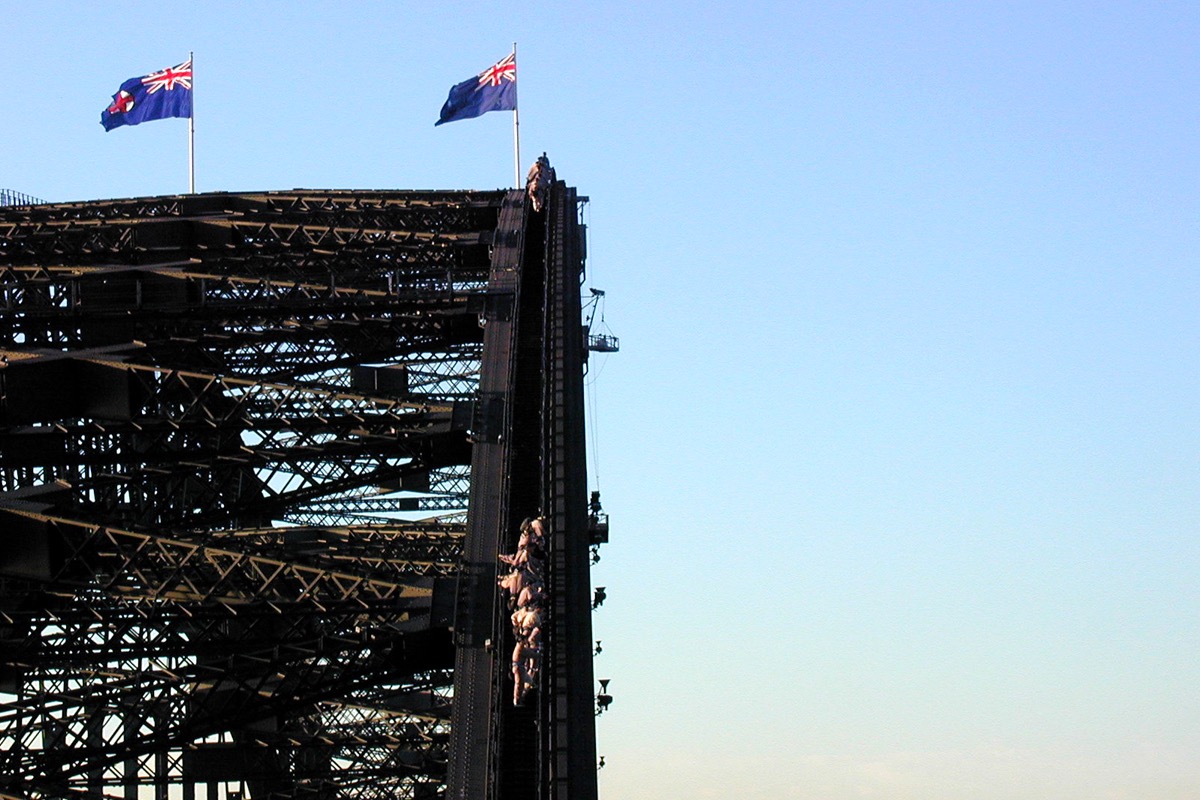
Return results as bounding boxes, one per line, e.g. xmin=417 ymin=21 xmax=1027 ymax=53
xmin=544 ymin=184 xmax=598 ymax=800
xmin=154 ymin=709 xmax=169 ymax=800
xmin=446 ymin=190 xmax=527 ymax=800
xmin=123 ymin=711 xmax=138 ymax=800
xmin=86 ymin=704 xmax=104 ymax=797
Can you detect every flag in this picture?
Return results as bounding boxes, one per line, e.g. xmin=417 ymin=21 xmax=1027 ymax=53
xmin=101 ymin=59 xmax=193 ymax=132
xmin=435 ymin=53 xmax=516 ymax=126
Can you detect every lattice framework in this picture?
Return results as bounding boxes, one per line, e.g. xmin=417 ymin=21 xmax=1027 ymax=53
xmin=0 ymin=190 xmax=509 ymax=800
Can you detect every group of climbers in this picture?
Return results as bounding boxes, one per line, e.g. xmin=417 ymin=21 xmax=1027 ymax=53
xmin=526 ymin=153 xmax=554 ymax=213
xmin=498 ymin=516 xmax=547 ymax=705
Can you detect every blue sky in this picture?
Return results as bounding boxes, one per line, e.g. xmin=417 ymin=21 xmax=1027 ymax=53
xmin=3 ymin=2 xmax=1198 ymax=797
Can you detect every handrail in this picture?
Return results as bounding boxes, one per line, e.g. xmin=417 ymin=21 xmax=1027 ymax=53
xmin=0 ymin=189 xmax=45 ymax=206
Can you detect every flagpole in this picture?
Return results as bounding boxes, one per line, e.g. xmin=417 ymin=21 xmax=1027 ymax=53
xmin=188 ymin=51 xmax=195 ymax=194
xmin=512 ymin=43 xmax=520 ymax=188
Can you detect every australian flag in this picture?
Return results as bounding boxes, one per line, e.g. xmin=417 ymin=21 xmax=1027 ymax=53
xmin=101 ymin=60 xmax=193 ymax=132
xmin=436 ymin=53 xmax=517 ymax=126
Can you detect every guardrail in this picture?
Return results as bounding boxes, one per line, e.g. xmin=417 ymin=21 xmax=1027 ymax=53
xmin=0 ymin=189 xmax=45 ymax=206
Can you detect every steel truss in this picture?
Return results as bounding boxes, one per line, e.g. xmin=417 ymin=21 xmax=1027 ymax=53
xmin=0 ymin=184 xmax=598 ymax=800
xmin=1 ymin=183 xmax=599 ymax=800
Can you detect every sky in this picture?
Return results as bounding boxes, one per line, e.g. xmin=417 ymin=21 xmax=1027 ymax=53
xmin=3 ymin=2 xmax=1199 ymax=798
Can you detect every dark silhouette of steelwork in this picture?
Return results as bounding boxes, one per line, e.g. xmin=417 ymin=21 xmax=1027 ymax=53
xmin=0 ymin=180 xmax=598 ymax=800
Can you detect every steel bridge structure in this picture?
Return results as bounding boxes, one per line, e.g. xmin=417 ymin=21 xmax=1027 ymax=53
xmin=0 ymin=177 xmax=600 ymax=800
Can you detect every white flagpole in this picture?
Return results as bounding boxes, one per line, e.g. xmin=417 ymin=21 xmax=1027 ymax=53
xmin=512 ymin=43 xmax=520 ymax=188
xmin=188 ymin=51 xmax=195 ymax=194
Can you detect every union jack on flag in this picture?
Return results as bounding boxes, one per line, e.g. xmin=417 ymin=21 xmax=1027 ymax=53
xmin=141 ymin=60 xmax=193 ymax=94
xmin=478 ymin=53 xmax=516 ymax=88
xmin=436 ymin=53 xmax=518 ymax=126
xmin=101 ymin=58 xmax=193 ymax=132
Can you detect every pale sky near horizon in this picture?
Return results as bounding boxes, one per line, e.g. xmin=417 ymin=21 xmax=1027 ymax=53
xmin=2 ymin=2 xmax=1198 ymax=798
